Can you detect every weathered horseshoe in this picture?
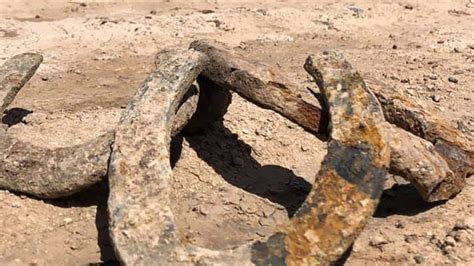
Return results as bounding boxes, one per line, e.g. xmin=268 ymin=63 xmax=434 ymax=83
xmin=0 ymin=53 xmax=200 ymax=199
xmin=0 ymin=53 xmax=42 ymax=111
xmin=0 ymin=53 xmax=114 ymax=198
xmin=107 ymin=49 xmax=389 ymax=264
xmin=2 ymin=44 xmax=468 ymax=202
xmin=191 ymin=39 xmax=467 ymax=202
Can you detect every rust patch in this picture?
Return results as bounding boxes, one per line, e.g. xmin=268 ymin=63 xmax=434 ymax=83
xmin=280 ymin=170 xmax=377 ymax=264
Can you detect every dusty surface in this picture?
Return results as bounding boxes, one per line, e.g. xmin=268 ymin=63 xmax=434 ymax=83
xmin=0 ymin=0 xmax=473 ymax=265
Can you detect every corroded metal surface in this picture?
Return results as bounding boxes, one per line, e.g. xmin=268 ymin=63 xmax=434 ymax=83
xmin=190 ymin=39 xmax=329 ymax=138
xmin=367 ymin=79 xmax=474 ymax=181
xmin=107 ymin=49 xmax=209 ymax=264
xmin=1 ymin=43 xmax=468 ymax=203
xmin=107 ymin=49 xmax=389 ymax=265
xmin=305 ymin=58 xmax=464 ymax=202
xmin=0 ymin=47 xmax=469 ymax=263
xmin=0 ymin=53 xmax=114 ymax=198
xmin=0 ymin=52 xmax=201 ymax=199
xmin=192 ymin=39 xmax=466 ymax=202
xmin=0 ymin=53 xmax=43 ymax=111
xmin=0 ymin=130 xmax=114 ymax=198
xmin=383 ymin=124 xmax=464 ymax=202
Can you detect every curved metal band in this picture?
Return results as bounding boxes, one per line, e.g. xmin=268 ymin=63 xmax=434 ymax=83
xmin=0 ymin=53 xmax=200 ymax=199
xmin=0 ymin=53 xmax=113 ymax=198
xmin=108 ymin=49 xmax=389 ymax=264
xmin=191 ymin=39 xmax=467 ymax=202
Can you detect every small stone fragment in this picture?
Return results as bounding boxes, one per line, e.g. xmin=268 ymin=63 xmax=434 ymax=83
xmin=404 ymin=234 xmax=418 ymax=243
xmin=348 ymin=6 xmax=364 ymax=17
xmin=448 ymin=76 xmax=458 ymax=83
xmin=454 ymin=217 xmax=474 ymax=230
xmin=370 ymin=235 xmax=389 ymax=248
xmin=432 ymin=94 xmax=441 ymax=103
xmin=414 ymin=255 xmax=425 ymax=264
xmin=444 ymin=236 xmax=456 ymax=246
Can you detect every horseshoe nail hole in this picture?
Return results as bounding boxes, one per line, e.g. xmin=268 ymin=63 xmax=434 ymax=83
xmin=169 ymin=95 xmax=324 ymax=251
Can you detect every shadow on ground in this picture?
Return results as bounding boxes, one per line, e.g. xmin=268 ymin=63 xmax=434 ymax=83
xmin=1 ymin=108 xmax=32 ymax=127
xmin=175 ymin=121 xmax=312 ymax=217
xmin=44 ymin=181 xmax=118 ymax=264
xmin=375 ymin=183 xmax=444 ymax=218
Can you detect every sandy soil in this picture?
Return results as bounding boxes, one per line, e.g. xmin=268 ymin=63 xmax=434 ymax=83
xmin=0 ymin=0 xmax=473 ymax=265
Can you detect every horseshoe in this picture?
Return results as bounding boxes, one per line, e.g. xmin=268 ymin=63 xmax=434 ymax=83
xmin=191 ymin=39 xmax=467 ymax=202
xmin=0 ymin=53 xmax=200 ymax=198
xmin=0 ymin=53 xmax=113 ymax=198
xmin=107 ymin=49 xmax=389 ymax=264
xmin=1 ymin=53 xmax=42 ymax=111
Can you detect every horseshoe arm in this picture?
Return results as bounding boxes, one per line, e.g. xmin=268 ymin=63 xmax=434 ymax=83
xmin=107 ymin=48 xmax=208 ymax=264
xmin=0 ymin=53 xmax=43 ymax=111
xmin=245 ymin=52 xmax=390 ymax=264
xmin=0 ymin=53 xmax=199 ymax=199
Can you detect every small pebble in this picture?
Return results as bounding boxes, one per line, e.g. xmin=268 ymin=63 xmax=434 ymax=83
xmin=414 ymin=255 xmax=425 ymax=264
xmin=199 ymin=9 xmax=215 ymax=14
xmin=448 ymin=76 xmax=458 ymax=83
xmin=369 ymin=235 xmax=388 ymax=248
xmin=425 ymin=73 xmax=437 ymax=80
xmin=405 ymin=234 xmax=418 ymax=243
xmin=444 ymin=236 xmax=456 ymax=246
xmin=431 ymin=94 xmax=441 ymax=103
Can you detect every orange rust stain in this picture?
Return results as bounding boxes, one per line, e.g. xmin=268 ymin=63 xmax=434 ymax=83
xmin=333 ymin=84 xmax=389 ymax=167
xmin=296 ymin=102 xmax=326 ymax=132
xmin=277 ymin=170 xmax=376 ymax=264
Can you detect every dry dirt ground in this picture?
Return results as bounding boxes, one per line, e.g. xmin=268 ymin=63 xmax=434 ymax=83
xmin=1 ymin=0 xmax=473 ymax=265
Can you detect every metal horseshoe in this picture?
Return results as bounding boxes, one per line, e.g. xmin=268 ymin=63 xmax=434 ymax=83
xmin=107 ymin=49 xmax=389 ymax=265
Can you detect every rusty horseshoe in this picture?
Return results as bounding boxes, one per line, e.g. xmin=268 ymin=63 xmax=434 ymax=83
xmin=107 ymin=49 xmax=389 ymax=264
